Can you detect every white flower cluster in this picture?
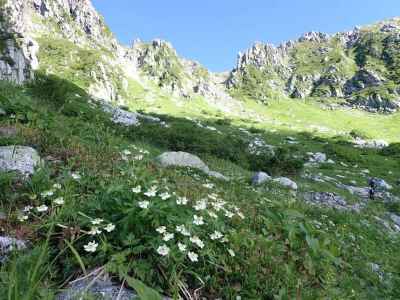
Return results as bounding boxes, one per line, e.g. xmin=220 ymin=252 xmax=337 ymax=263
xmin=18 ymin=183 xmax=66 ymax=222
xmin=121 ymin=146 xmax=150 ymax=162
xmin=84 ymin=218 xmax=115 ymax=253
xmin=149 ymin=189 xmax=244 ymax=263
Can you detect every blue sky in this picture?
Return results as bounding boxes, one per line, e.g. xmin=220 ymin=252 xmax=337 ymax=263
xmin=92 ymin=0 xmax=400 ymax=72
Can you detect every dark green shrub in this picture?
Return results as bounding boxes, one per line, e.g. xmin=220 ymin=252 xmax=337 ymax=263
xmin=248 ymin=147 xmax=304 ymax=175
xmin=215 ymin=118 xmax=231 ymax=126
xmin=380 ymin=143 xmax=400 ymax=157
xmin=349 ymin=129 xmax=370 ymax=140
xmin=324 ymin=143 xmax=366 ymax=163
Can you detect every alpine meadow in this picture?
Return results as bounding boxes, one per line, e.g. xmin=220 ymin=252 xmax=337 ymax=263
xmin=0 ymin=1 xmax=400 ymax=299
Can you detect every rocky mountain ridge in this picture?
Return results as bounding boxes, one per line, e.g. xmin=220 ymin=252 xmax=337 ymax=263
xmin=1 ymin=0 xmax=400 ymax=113
xmin=228 ymin=18 xmax=400 ymax=112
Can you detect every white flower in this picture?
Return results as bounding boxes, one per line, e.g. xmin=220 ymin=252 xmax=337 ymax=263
xmin=41 ymin=190 xmax=54 ymax=198
xmin=159 ymin=192 xmax=171 ymax=200
xmin=71 ymin=173 xmax=81 ymax=180
xmin=163 ymin=232 xmax=174 ymax=241
xmin=134 ymin=155 xmax=144 ymax=161
xmin=131 ymin=186 xmax=141 ymax=193
xmin=104 ymin=223 xmax=115 ymax=232
xmin=188 ymin=251 xmax=198 ymax=262
xmin=190 ymin=236 xmax=204 ymax=249
xmin=208 ymin=211 xmax=218 ymax=219
xmin=208 ymin=193 xmax=218 ymax=200
xmin=237 ymin=212 xmax=245 ymax=219
xmin=157 ymin=244 xmax=170 ymax=256
xmin=176 ymin=197 xmax=188 ymax=205
xmin=221 ymin=237 xmax=229 ymax=243
xmin=211 ymin=201 xmax=226 ymax=211
xmin=193 ymin=215 xmax=204 ymax=226
xmin=18 ymin=215 xmax=28 ymax=222
xmin=194 ymin=199 xmax=207 ymax=211
xmin=53 ymin=183 xmax=62 ymax=189
xmin=84 ymin=241 xmax=98 ymax=253
xmin=54 ymin=197 xmax=65 ymax=205
xmin=228 ymin=249 xmax=235 ymax=257
xmin=178 ymin=242 xmax=187 ymax=252
xmin=91 ymin=218 xmax=104 ymax=225
xmin=36 ymin=205 xmax=48 ymax=212
xmin=203 ymin=183 xmax=214 ymax=189
xmin=176 ymin=225 xmax=190 ymax=236
xmin=23 ymin=206 xmax=33 ymax=212
xmin=210 ymin=231 xmax=223 ymax=240
xmin=224 ymin=210 xmax=234 ymax=218
xmin=156 ymin=226 xmax=167 ymax=234
xmin=138 ymin=201 xmax=150 ymax=209
xmin=89 ymin=226 xmax=102 ymax=235
xmin=122 ymin=149 xmax=132 ymax=156
xmin=144 ymin=186 xmax=157 ymax=197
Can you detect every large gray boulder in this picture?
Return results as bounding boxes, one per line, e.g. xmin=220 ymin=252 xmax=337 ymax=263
xmin=155 ymin=152 xmax=229 ymax=181
xmin=0 ymin=146 xmax=41 ymax=176
xmin=251 ymin=172 xmax=272 ymax=185
xmin=156 ymin=152 xmax=209 ymax=172
xmin=273 ymin=177 xmax=298 ymax=190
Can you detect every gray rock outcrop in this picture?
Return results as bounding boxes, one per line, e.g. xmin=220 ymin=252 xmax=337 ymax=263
xmin=155 ymin=152 xmax=229 ymax=181
xmin=0 ymin=146 xmax=41 ymax=176
xmin=251 ymin=172 xmax=272 ymax=185
xmin=273 ymin=177 xmax=298 ymax=190
xmin=57 ymin=272 xmax=137 ymax=300
xmin=303 ymin=192 xmax=362 ymax=211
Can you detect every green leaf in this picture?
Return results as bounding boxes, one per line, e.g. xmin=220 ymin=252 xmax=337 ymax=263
xmin=125 ymin=275 xmax=162 ymax=300
xmin=64 ymin=240 xmax=87 ymax=275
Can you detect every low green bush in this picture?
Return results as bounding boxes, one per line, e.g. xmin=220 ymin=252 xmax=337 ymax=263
xmin=380 ymin=143 xmax=400 ymax=157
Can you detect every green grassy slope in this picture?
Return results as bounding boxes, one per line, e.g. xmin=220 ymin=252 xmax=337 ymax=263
xmin=1 ymin=76 xmax=400 ymax=299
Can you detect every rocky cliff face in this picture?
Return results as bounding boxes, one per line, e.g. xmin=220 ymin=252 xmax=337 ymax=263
xmin=0 ymin=0 xmax=38 ymax=83
xmin=0 ymin=0 xmax=234 ymax=107
xmin=1 ymin=0 xmax=400 ymax=113
xmin=229 ymin=19 xmax=400 ymax=112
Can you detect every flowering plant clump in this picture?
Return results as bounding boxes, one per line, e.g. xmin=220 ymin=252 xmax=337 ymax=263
xmin=58 ymin=147 xmax=248 ymax=295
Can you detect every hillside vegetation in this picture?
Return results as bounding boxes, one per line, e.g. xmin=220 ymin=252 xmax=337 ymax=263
xmin=0 ymin=0 xmax=400 ymax=299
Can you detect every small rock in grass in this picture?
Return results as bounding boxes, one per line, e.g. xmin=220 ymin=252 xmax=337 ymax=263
xmin=251 ymin=172 xmax=272 ymax=185
xmin=206 ymin=170 xmax=229 ymax=181
xmin=273 ymin=177 xmax=298 ymax=190
xmin=56 ymin=271 xmax=137 ymax=300
xmin=0 ymin=236 xmax=26 ymax=262
xmin=368 ymin=178 xmax=392 ymax=190
xmin=57 ymin=270 xmax=171 ymax=300
xmin=309 ymin=152 xmax=327 ymax=163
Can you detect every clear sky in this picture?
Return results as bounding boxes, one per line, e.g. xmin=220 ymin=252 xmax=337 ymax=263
xmin=92 ymin=0 xmax=400 ymax=72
